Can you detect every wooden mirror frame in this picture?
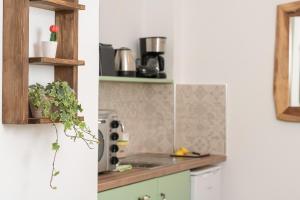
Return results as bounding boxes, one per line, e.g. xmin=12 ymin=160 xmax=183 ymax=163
xmin=274 ymin=1 xmax=300 ymax=122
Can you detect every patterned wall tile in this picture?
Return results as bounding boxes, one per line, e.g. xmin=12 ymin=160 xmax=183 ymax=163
xmin=99 ymin=82 xmax=174 ymax=154
xmin=175 ymin=85 xmax=226 ymax=154
xmin=99 ymin=82 xmax=226 ymax=155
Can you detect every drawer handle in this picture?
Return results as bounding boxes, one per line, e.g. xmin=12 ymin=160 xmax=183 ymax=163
xmin=161 ymin=193 xmax=167 ymax=200
xmin=138 ymin=195 xmax=151 ymax=200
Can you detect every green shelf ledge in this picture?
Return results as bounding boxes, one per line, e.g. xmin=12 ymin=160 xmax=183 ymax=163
xmin=99 ymin=76 xmax=173 ymax=84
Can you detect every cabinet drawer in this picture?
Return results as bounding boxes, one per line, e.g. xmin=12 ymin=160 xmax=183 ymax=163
xmin=98 ymin=178 xmax=157 ymax=200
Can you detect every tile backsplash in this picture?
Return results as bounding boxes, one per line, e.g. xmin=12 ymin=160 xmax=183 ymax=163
xmin=99 ymin=82 xmax=174 ymax=154
xmin=99 ymin=82 xmax=226 ymax=155
xmin=175 ymin=85 xmax=226 ymax=154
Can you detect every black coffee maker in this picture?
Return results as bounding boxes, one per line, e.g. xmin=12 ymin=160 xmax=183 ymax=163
xmin=138 ymin=37 xmax=167 ymax=78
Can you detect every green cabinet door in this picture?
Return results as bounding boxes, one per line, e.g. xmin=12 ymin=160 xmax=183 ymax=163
xmin=98 ymin=171 xmax=190 ymax=200
xmin=157 ymin=171 xmax=190 ymax=200
xmin=99 ymin=178 xmax=157 ymax=200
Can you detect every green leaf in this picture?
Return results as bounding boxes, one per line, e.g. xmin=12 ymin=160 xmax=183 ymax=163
xmin=53 ymin=171 xmax=60 ymax=176
xmin=52 ymin=143 xmax=60 ymax=151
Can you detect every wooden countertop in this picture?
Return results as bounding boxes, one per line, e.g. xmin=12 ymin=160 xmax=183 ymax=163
xmin=98 ymin=154 xmax=226 ymax=192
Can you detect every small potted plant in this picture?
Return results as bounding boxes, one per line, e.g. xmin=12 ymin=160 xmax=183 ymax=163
xmin=42 ymin=25 xmax=59 ymax=58
xmin=28 ymin=83 xmax=50 ymax=118
xmin=28 ymin=81 xmax=98 ymax=189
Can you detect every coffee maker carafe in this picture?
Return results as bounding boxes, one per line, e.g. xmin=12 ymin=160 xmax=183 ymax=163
xmin=138 ymin=37 xmax=167 ymax=78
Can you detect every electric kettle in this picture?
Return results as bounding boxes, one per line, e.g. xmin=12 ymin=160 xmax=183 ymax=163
xmin=114 ymin=47 xmax=136 ymax=77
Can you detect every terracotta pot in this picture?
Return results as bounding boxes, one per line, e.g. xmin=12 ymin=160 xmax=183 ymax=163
xmin=29 ymin=103 xmax=43 ymax=118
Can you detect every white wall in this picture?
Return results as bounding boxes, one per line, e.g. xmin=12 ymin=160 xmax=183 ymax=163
xmin=174 ymin=0 xmax=300 ymax=199
xmin=0 ymin=0 xmax=99 ymax=199
xmin=99 ymin=0 xmax=174 ymax=77
xmin=99 ymin=0 xmax=143 ymax=56
xmin=29 ymin=8 xmax=54 ymax=85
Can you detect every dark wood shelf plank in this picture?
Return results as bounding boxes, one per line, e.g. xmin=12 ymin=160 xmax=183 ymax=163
xmin=3 ymin=0 xmax=29 ymax=124
xmin=29 ymin=57 xmax=85 ymax=66
xmin=28 ymin=116 xmax=84 ymax=124
xmin=55 ymin=6 xmax=79 ymax=93
xmin=30 ymin=0 xmax=85 ymax=11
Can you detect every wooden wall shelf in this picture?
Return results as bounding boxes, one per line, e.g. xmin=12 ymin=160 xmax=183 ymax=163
xmin=28 ymin=116 xmax=84 ymax=124
xmin=29 ymin=57 xmax=85 ymax=66
xmin=99 ymin=76 xmax=174 ymax=84
xmin=30 ymin=0 xmax=85 ymax=11
xmin=3 ymin=0 xmax=84 ymax=124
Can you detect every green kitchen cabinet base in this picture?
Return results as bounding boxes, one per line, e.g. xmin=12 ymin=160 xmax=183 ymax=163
xmin=158 ymin=171 xmax=190 ymax=200
xmin=98 ymin=171 xmax=190 ymax=200
xmin=99 ymin=178 xmax=157 ymax=200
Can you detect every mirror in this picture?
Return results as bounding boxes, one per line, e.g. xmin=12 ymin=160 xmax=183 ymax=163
xmin=274 ymin=1 xmax=300 ymax=121
xmin=289 ymin=17 xmax=300 ymax=107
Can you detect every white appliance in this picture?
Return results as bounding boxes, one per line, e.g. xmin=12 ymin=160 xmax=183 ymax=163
xmin=191 ymin=166 xmax=222 ymax=200
xmin=98 ymin=110 xmax=123 ymax=173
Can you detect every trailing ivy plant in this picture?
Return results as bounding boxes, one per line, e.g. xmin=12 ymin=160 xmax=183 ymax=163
xmin=29 ymin=81 xmax=98 ymax=190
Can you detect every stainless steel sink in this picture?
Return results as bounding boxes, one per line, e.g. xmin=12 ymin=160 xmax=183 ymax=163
xmin=121 ymin=162 xmax=162 ymax=169
xmin=120 ymin=153 xmax=177 ymax=169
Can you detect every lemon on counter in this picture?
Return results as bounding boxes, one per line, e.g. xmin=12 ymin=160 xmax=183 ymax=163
xmin=174 ymin=147 xmax=190 ymax=156
xmin=179 ymin=147 xmax=190 ymax=154
xmin=175 ymin=149 xmax=185 ymax=156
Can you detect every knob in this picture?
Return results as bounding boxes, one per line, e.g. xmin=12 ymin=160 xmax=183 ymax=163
xmin=138 ymin=195 xmax=151 ymax=200
xmin=160 ymin=193 xmax=166 ymax=200
xmin=110 ymin=144 xmax=119 ymax=153
xmin=110 ymin=132 xmax=119 ymax=141
xmin=110 ymin=157 xmax=119 ymax=165
xmin=111 ymin=120 xmax=119 ymax=129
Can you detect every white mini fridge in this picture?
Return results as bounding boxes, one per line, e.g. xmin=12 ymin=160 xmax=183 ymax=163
xmin=191 ymin=166 xmax=222 ymax=200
